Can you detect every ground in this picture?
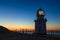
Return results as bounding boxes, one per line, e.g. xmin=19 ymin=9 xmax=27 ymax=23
xmin=0 ymin=32 xmax=60 ymax=40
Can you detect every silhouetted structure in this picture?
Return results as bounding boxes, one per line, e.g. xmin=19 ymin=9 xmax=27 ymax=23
xmin=0 ymin=26 xmax=10 ymax=33
xmin=34 ymin=8 xmax=47 ymax=35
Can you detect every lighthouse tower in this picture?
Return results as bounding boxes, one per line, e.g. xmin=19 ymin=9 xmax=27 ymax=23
xmin=34 ymin=8 xmax=47 ymax=35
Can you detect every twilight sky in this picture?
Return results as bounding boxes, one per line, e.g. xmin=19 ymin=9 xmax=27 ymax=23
xmin=0 ymin=0 xmax=60 ymax=31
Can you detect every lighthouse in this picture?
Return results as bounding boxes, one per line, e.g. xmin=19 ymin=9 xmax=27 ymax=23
xmin=34 ymin=8 xmax=47 ymax=35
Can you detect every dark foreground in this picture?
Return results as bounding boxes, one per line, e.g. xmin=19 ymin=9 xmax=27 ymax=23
xmin=0 ymin=32 xmax=60 ymax=40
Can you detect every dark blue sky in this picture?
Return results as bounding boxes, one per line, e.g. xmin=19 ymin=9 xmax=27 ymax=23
xmin=0 ymin=0 xmax=60 ymax=30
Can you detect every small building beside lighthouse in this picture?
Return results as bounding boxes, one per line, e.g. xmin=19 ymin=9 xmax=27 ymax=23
xmin=34 ymin=8 xmax=47 ymax=35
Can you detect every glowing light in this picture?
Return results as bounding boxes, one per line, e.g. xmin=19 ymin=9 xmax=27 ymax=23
xmin=39 ymin=11 xmax=44 ymax=15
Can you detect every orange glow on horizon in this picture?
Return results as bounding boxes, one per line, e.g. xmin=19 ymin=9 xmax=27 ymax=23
xmin=4 ymin=25 xmax=35 ymax=31
xmin=6 ymin=26 xmax=60 ymax=31
xmin=7 ymin=27 xmax=35 ymax=31
xmin=47 ymin=27 xmax=60 ymax=31
xmin=0 ymin=24 xmax=60 ymax=31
